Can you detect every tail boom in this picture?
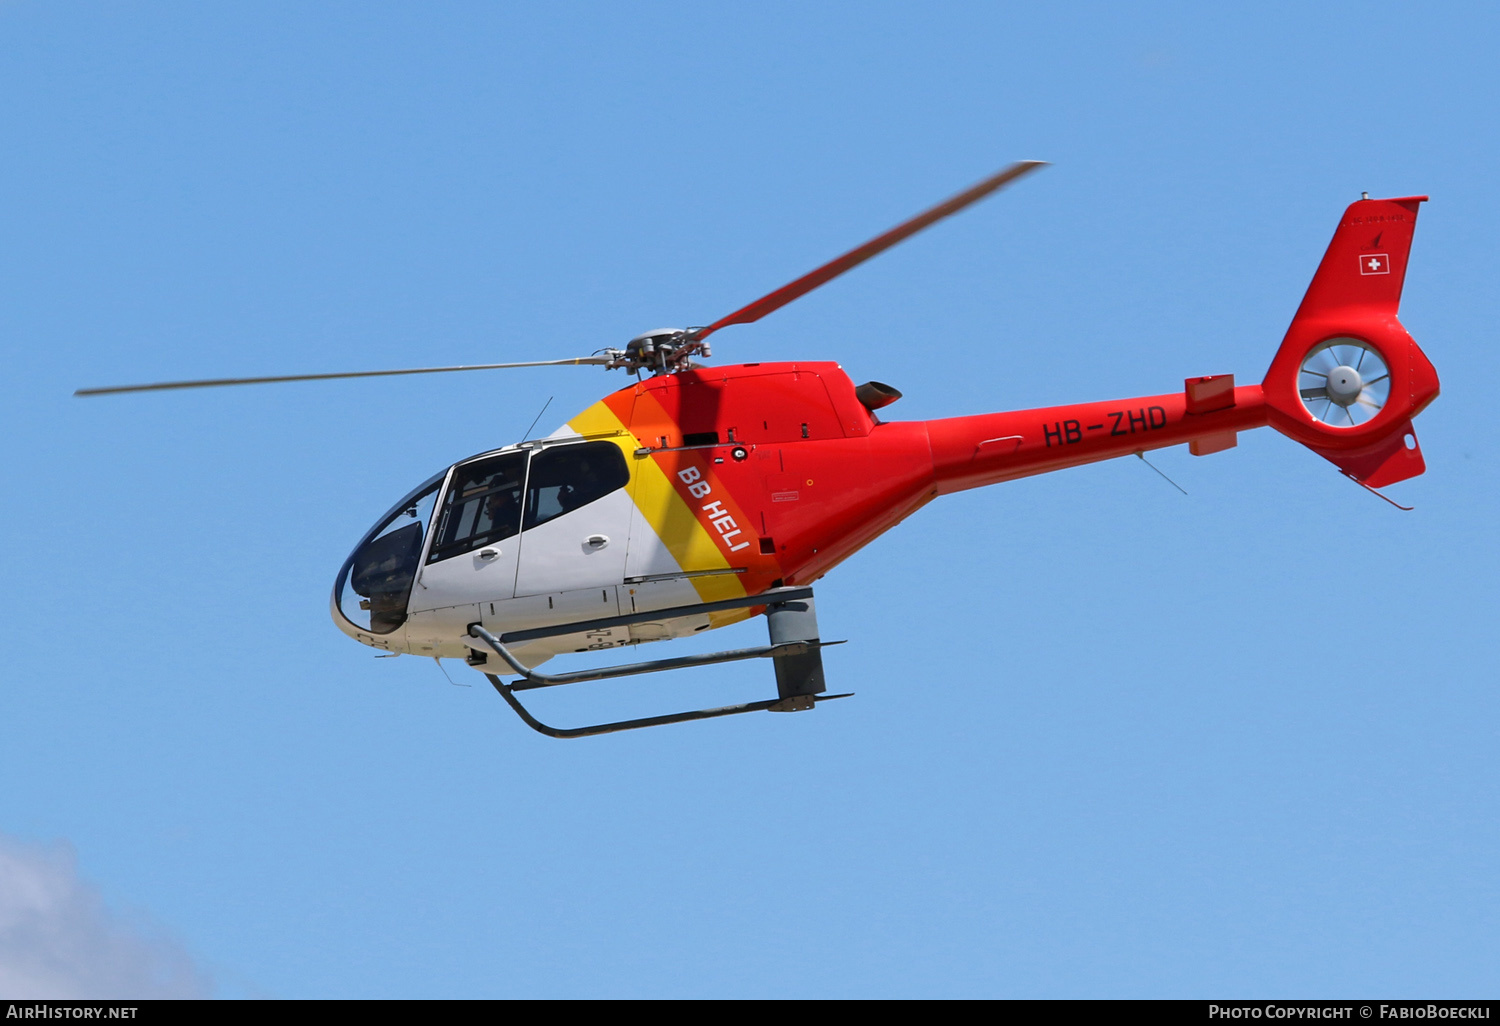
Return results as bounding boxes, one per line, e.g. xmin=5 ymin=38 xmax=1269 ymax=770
xmin=926 ymin=382 xmax=1268 ymax=494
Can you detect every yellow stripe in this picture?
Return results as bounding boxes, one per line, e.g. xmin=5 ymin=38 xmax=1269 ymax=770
xmin=566 ymin=401 xmax=749 ymax=616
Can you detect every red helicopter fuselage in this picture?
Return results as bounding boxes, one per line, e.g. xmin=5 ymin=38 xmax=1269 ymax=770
xmin=81 ymin=161 xmax=1441 ymax=737
xmin=324 ymin=192 xmax=1438 ymax=736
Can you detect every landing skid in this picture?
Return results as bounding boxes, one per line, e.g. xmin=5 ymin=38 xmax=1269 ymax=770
xmin=467 ymin=585 xmax=849 ymax=738
xmin=486 ymin=675 xmax=851 ymax=739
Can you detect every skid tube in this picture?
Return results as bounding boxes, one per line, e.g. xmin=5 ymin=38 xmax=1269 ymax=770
xmin=465 ymin=586 xmax=850 ymax=738
xmin=484 ymin=675 xmax=851 ymax=740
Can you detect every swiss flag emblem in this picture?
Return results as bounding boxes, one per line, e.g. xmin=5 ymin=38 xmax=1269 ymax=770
xmin=1359 ymin=253 xmax=1391 ymax=275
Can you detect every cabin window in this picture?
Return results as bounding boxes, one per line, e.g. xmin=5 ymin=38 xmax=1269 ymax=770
xmin=427 ymin=451 xmax=527 ymax=564
xmin=523 ymin=441 xmax=629 ymax=531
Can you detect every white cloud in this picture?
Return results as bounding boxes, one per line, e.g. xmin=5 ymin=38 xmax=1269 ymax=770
xmin=0 ymin=834 xmax=211 ymax=999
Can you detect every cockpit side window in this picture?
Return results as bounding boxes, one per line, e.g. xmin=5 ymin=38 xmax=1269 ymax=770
xmin=523 ymin=441 xmax=629 ymax=531
xmin=427 ymin=451 xmax=527 ymax=564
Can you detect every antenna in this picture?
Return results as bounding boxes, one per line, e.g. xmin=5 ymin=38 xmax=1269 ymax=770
xmin=1135 ymin=451 xmax=1187 ymax=496
xmin=433 ymin=658 xmax=470 ymax=687
xmin=522 ymin=396 xmax=554 ymax=442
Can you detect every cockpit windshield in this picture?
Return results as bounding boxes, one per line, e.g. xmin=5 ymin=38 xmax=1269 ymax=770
xmin=334 ymin=473 xmax=444 ymax=635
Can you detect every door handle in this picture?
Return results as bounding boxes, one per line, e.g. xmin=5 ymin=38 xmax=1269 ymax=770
xmin=478 ymin=548 xmax=500 ymax=561
xmin=586 ymin=535 xmax=609 ymax=550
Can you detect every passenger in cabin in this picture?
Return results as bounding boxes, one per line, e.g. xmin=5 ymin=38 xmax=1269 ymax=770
xmin=557 ymin=457 xmax=602 ymax=514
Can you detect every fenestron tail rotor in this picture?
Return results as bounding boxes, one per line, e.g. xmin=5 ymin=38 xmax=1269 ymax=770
xmin=1297 ymin=338 xmax=1391 ymax=427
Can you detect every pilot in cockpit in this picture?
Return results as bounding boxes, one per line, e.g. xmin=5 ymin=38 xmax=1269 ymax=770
xmin=484 ymin=487 xmax=521 ymax=537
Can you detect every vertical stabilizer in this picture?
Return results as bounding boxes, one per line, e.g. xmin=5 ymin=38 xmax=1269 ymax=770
xmin=1261 ymin=196 xmax=1439 ymax=488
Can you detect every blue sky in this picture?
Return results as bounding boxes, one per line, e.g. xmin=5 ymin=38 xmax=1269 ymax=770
xmin=2 ymin=1 xmax=1497 ymax=998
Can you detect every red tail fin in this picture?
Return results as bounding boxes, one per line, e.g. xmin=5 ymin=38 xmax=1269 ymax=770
xmin=1262 ymin=196 xmax=1440 ymax=488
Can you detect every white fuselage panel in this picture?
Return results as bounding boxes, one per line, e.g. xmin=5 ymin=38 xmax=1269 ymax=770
xmin=513 ymin=487 xmax=633 ymax=597
xmin=410 ymin=541 xmax=519 ymax=612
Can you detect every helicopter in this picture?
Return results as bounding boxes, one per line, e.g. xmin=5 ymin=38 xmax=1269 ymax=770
xmin=78 ymin=162 xmax=1440 ymax=738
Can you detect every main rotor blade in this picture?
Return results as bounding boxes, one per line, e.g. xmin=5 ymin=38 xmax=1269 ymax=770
xmin=692 ymin=160 xmax=1046 ymax=341
xmin=74 ymin=356 xmax=612 ymax=397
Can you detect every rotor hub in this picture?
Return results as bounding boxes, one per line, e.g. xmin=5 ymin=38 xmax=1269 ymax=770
xmin=1325 ymin=365 xmax=1364 ymax=406
xmin=613 ymin=328 xmax=709 ymax=375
